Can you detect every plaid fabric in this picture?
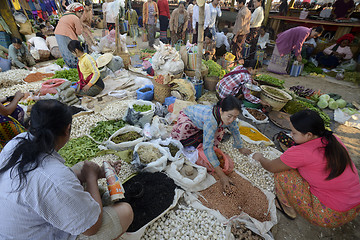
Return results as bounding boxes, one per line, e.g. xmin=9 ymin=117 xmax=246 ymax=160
xmin=216 ymin=65 xmax=260 ymax=104
xmin=275 ymin=169 xmax=360 ymax=228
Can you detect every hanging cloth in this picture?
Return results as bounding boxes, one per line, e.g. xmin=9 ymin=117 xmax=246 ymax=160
xmin=0 ymin=16 xmax=12 ymax=34
xmin=27 ymin=0 xmax=37 ymax=11
xmin=12 ymin=0 xmax=22 ymax=10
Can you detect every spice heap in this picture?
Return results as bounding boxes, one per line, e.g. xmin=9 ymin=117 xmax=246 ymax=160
xmin=160 ymin=143 xmax=179 ymax=157
xmin=24 ymin=72 xmax=55 ymax=83
xmin=231 ymin=221 xmax=264 ymax=240
xmin=112 ymin=131 xmax=141 ymax=144
xmin=119 ymin=172 xmax=177 ymax=232
xmin=137 ymin=145 xmax=162 ymax=163
xmin=90 ymin=119 xmax=126 ymax=142
xmin=246 ymin=108 xmax=267 ymax=121
xmin=199 ymin=172 xmax=271 ymax=222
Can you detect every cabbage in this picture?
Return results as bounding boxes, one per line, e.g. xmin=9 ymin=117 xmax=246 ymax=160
xmin=328 ymin=98 xmax=335 ymax=104
xmin=328 ymin=101 xmax=338 ymax=110
xmin=335 ymin=99 xmax=347 ymax=108
xmin=319 ymin=94 xmax=330 ymax=102
xmin=317 ymin=99 xmax=328 ymax=109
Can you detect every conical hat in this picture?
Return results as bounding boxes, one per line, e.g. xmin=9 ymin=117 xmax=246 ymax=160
xmin=96 ymin=53 xmax=113 ymax=68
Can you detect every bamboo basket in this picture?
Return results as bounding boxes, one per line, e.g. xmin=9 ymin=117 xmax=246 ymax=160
xmin=118 ymin=52 xmax=131 ymax=69
xmin=203 ymin=76 xmax=219 ymax=91
xmin=152 ymin=79 xmax=171 ymax=103
xmin=260 ymin=85 xmax=292 ymax=111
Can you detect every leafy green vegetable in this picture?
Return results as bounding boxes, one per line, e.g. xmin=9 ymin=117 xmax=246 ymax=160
xmin=329 ymin=101 xmax=338 ymax=110
xmin=59 ymin=136 xmax=101 ymax=167
xmin=202 ymin=60 xmax=225 ymax=78
xmin=319 ymin=94 xmax=330 ymax=102
xmin=133 ymin=104 xmax=152 ymax=112
xmin=90 ymin=120 xmax=127 ymax=142
xmin=303 ymin=62 xmax=323 ymax=74
xmin=317 ymin=100 xmax=328 ymax=109
xmin=344 ymin=71 xmax=360 ymax=83
xmin=51 ymin=69 xmax=79 ymax=82
xmin=255 ymin=74 xmax=284 ymax=88
xmin=336 ymin=99 xmax=347 ymax=109
xmin=55 ymin=58 xmax=65 ymax=68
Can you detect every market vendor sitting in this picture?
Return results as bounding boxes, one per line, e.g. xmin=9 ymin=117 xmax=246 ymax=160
xmin=0 ymin=99 xmax=134 ymax=239
xmin=204 ymin=30 xmax=216 ymax=60
xmin=68 ymin=40 xmax=105 ymax=97
xmin=171 ymin=96 xmax=251 ymax=193
xmin=316 ymin=33 xmax=354 ymax=68
xmin=301 ymin=37 xmax=317 ymax=60
xmin=8 ymin=38 xmax=36 ymax=70
xmin=0 ymin=91 xmax=25 ymax=150
xmin=253 ymin=110 xmax=360 ymax=227
xmin=216 ymin=65 xmax=269 ymax=107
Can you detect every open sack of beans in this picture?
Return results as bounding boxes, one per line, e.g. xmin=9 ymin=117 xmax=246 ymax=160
xmin=165 ymin=158 xmax=216 ymax=192
xmin=104 ymin=126 xmax=144 ymax=151
xmin=184 ymin=170 xmax=277 ymax=240
xmin=196 ymin=143 xmax=234 ymax=175
xmin=119 ymin=172 xmax=184 ymax=240
xmin=131 ymin=142 xmax=169 ymax=173
xmin=242 ymin=107 xmax=269 ymax=124
xmin=150 ymin=138 xmax=183 ymax=161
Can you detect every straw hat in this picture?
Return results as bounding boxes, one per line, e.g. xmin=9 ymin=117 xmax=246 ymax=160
xmin=179 ymin=165 xmax=198 ymax=180
xmin=96 ymin=53 xmax=113 ymax=68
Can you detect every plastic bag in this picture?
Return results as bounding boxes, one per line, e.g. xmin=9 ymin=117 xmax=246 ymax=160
xmin=104 ymin=126 xmax=144 ymax=151
xmin=40 ymin=79 xmax=67 ymax=95
xmin=165 ymin=158 xmax=215 ymax=192
xmin=124 ymin=100 xmax=155 ymax=128
xmin=334 ymin=108 xmax=360 ymax=129
xmin=182 ymin=146 xmax=198 ymax=164
xmin=131 ymin=142 xmax=169 ymax=173
xmin=152 ymin=42 xmax=184 ymax=76
xmin=151 ymin=137 xmax=183 ymax=161
xmin=242 ymin=107 xmax=269 ymax=124
xmin=14 ymin=12 xmax=27 ymax=23
xmin=196 ymin=143 xmax=234 ymax=175
xmin=336 ymin=59 xmax=357 ymax=72
xmin=107 ymin=56 xmax=124 ymax=72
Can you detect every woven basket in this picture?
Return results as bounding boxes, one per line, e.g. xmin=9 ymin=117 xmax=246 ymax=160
xmin=118 ymin=52 xmax=131 ymax=69
xmin=152 ymin=79 xmax=171 ymax=103
xmin=204 ymin=76 xmax=219 ymax=91
xmin=184 ymin=68 xmax=208 ymax=78
xmin=260 ymin=85 xmax=292 ymax=111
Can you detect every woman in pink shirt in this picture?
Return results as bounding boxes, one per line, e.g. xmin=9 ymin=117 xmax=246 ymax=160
xmin=253 ymin=110 xmax=360 ymax=227
xmin=316 ymin=33 xmax=354 ymax=68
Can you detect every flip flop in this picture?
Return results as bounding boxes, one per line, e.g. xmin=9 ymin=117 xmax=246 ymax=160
xmin=275 ymin=196 xmax=297 ymax=220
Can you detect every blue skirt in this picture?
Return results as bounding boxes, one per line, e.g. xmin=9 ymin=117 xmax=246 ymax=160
xmin=55 ymin=34 xmax=78 ymax=68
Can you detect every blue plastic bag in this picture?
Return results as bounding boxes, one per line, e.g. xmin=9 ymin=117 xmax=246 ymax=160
xmin=136 ymin=85 xmax=154 ymax=101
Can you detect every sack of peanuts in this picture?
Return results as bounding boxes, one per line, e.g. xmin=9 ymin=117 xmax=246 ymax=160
xmin=196 ymin=144 xmax=234 ymax=175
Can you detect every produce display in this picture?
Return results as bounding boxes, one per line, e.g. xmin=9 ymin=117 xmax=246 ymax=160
xmin=246 ymin=108 xmax=267 ymax=120
xmin=137 ymin=145 xmax=162 ymax=163
xmin=51 ymin=69 xmax=79 ymax=82
xmin=303 ymin=62 xmax=323 ymax=75
xmin=255 ymin=74 xmax=284 ymax=88
xmin=289 ymin=85 xmax=315 ymax=98
xmin=202 ymin=60 xmax=226 ymax=79
xmin=90 ymin=120 xmax=127 ymax=142
xmin=316 ymin=94 xmax=347 ymax=110
xmin=112 ymin=131 xmax=142 ymax=144
xmin=263 ymin=87 xmax=287 ymax=99
xmin=133 ymin=104 xmax=152 ymax=112
xmin=160 ymin=143 xmax=179 ymax=157
xmin=59 ymin=136 xmax=101 ymax=167
xmin=344 ymin=71 xmax=360 ymax=83
xmin=54 ymin=58 xmax=65 ymax=68
xmin=24 ymin=72 xmax=54 ymax=83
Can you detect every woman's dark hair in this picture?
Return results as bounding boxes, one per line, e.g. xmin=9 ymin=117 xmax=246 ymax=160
xmin=39 ymin=24 xmax=46 ymax=29
xmin=205 ymin=30 xmax=212 ymax=39
xmin=237 ymin=0 xmax=246 ymax=5
xmin=68 ymin=40 xmax=84 ymax=53
xmin=85 ymin=0 xmax=92 ymax=6
xmin=0 ymin=100 xmax=72 ymax=191
xmin=260 ymin=25 xmax=266 ymax=31
xmin=216 ymin=95 xmax=242 ymax=112
xmin=36 ymin=32 xmax=44 ymax=38
xmin=313 ymin=26 xmax=324 ymax=34
xmin=12 ymin=38 xmax=22 ymax=44
xmin=290 ymin=110 xmax=354 ymax=180
xmin=179 ymin=1 xmax=185 ymax=6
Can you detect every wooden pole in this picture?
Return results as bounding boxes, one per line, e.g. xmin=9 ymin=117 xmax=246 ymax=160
xmin=195 ymin=3 xmax=205 ymax=80
xmin=115 ymin=16 xmax=121 ymax=55
xmin=263 ymin=0 xmax=272 ymax=26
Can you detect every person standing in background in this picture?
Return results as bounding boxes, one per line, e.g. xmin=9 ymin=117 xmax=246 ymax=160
xmin=331 ymin=0 xmax=355 ymax=19
xmin=246 ymin=0 xmax=264 ymax=60
xmin=187 ymin=0 xmax=194 ymax=42
xmin=157 ymin=0 xmax=170 ymax=42
xmin=169 ymin=2 xmax=189 ymax=44
xmin=81 ymin=0 xmax=96 ymax=52
xmin=127 ymin=9 xmax=139 ymax=45
xmin=102 ymin=0 xmax=116 ymax=31
xmin=232 ymin=0 xmax=251 ymax=65
xmin=279 ymin=0 xmax=288 ymax=16
xmin=192 ymin=2 xmax=199 ymax=44
xmin=204 ymin=0 xmax=222 ymax=39
xmin=143 ymin=0 xmax=159 ymax=48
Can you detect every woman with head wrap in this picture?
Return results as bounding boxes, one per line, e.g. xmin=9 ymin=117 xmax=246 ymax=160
xmin=316 ymin=33 xmax=354 ymax=68
xmin=54 ymin=3 xmax=84 ymax=68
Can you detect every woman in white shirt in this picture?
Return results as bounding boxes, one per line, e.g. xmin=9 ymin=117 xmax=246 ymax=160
xmin=205 ymin=0 xmax=222 ymax=40
xmin=27 ymin=32 xmax=51 ymax=61
xmin=0 ymin=100 xmax=133 ymax=240
xmin=245 ymin=0 xmax=264 ymax=59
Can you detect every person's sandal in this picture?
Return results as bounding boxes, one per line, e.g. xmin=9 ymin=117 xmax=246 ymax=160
xmin=275 ymin=196 xmax=297 ymax=220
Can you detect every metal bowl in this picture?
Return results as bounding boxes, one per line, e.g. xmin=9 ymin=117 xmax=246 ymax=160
xmin=245 ymin=83 xmax=262 ymax=97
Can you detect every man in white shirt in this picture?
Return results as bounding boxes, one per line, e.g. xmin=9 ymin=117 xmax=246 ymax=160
xmin=215 ymin=28 xmax=230 ymax=60
xmin=204 ymin=0 xmax=222 ymax=40
xmin=192 ymin=3 xmax=211 ymax=44
xmin=27 ymin=32 xmax=50 ymax=61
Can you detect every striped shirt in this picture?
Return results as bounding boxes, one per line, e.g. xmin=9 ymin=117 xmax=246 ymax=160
xmin=0 ymin=133 xmax=100 ymax=239
xmin=216 ymin=65 xmax=260 ymax=104
xmin=78 ymin=53 xmax=100 ymax=86
xmin=183 ymin=105 xmax=243 ymax=167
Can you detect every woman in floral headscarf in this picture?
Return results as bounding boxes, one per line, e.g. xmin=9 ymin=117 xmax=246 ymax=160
xmin=54 ymin=3 xmax=84 ymax=68
xmin=316 ymin=33 xmax=354 ymax=68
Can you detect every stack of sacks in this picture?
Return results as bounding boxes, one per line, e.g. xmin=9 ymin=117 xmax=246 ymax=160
xmin=57 ymin=81 xmax=80 ymax=106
